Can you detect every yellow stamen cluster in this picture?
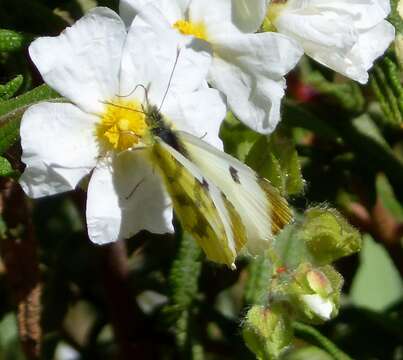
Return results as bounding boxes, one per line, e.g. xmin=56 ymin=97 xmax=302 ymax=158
xmin=173 ymin=20 xmax=208 ymax=41
xmin=97 ymin=100 xmax=148 ymax=152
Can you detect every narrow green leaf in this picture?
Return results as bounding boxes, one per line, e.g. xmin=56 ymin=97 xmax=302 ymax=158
xmin=0 ymin=84 xmax=62 ymax=154
xmin=0 ymin=84 xmax=60 ymax=118
xmin=0 ymin=75 xmax=23 ymax=101
xmin=0 ymin=29 xmax=32 ymax=52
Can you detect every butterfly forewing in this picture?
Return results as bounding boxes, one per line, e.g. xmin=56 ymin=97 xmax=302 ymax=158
xmin=177 ymin=131 xmax=293 ymax=254
xmin=151 ymin=140 xmax=247 ymax=267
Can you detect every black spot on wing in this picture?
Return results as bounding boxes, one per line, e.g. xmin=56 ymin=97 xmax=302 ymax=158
xmin=201 ymin=178 xmax=209 ymax=190
xmin=229 ymin=166 xmax=241 ymax=184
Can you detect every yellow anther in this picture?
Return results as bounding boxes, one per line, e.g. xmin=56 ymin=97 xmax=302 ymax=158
xmin=97 ymin=100 xmax=148 ymax=151
xmin=173 ymin=20 xmax=208 ymax=41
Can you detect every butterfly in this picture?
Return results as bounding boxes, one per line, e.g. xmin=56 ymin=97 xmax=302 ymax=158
xmin=145 ymin=103 xmax=293 ymax=269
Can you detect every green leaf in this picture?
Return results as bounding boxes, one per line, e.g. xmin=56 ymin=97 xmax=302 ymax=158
xmin=220 ymin=112 xmax=260 ymax=161
xmin=0 ymin=75 xmax=23 ymax=101
xmin=244 ymin=254 xmax=273 ymax=306
xmin=370 ymin=57 xmax=403 ymax=127
xmin=389 ymin=0 xmax=403 ymax=34
xmin=0 ymin=84 xmax=62 ymax=154
xmin=274 ymin=221 xmax=311 ymax=270
xmin=350 ymin=235 xmax=403 ymax=311
xmin=302 ymin=69 xmax=364 ymax=113
xmin=0 ymin=156 xmax=18 ymax=178
xmin=246 ymin=130 xmax=305 ymax=196
xmin=0 ymin=29 xmax=32 ymax=52
xmin=376 ymin=173 xmax=403 ymax=221
xmin=284 ymin=346 xmax=333 ymax=360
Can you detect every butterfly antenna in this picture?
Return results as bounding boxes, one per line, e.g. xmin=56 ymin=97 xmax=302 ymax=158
xmin=100 ymin=100 xmax=146 ymax=115
xmin=158 ymin=47 xmax=181 ymax=112
xmin=117 ymin=84 xmax=149 ymax=99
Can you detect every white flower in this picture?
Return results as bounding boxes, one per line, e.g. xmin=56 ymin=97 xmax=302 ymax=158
xmin=268 ymin=0 xmax=395 ymax=84
xmin=19 ymin=7 xmax=225 ymax=245
xmin=300 ymin=294 xmax=334 ymax=320
xmin=120 ymin=0 xmax=303 ymax=134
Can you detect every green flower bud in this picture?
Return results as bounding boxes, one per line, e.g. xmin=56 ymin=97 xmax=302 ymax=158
xmin=272 ymin=263 xmax=343 ymax=324
xmin=242 ymin=304 xmax=293 ymax=360
xmin=299 ymin=207 xmax=362 ymax=265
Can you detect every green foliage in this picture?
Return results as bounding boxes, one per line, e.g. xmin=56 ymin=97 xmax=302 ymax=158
xmin=0 ymin=156 xmax=19 ymax=178
xmin=0 ymin=1 xmax=402 ymax=359
xmin=246 ymin=130 xmax=305 ymax=196
xmin=350 ymin=235 xmax=403 ymax=311
xmin=299 ymin=208 xmax=362 ymax=265
xmin=0 ymin=84 xmax=61 ymax=157
xmin=242 ymin=304 xmax=293 ymax=360
xmin=164 ymin=231 xmax=203 ymax=357
xmin=0 ymin=75 xmax=23 ymax=101
xmin=0 ymin=29 xmax=32 ymax=52
xmin=244 ymin=254 xmax=272 ymax=306
xmin=371 ymin=56 xmax=403 ymax=126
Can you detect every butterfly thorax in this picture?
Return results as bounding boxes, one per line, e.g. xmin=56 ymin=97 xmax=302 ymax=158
xmin=146 ymin=105 xmax=187 ymax=154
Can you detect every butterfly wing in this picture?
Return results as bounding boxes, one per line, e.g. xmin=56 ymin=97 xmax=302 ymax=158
xmin=177 ymin=131 xmax=293 ymax=254
xmin=151 ymin=139 xmax=246 ymax=268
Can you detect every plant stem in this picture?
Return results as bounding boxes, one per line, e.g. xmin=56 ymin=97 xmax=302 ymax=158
xmin=293 ymin=322 xmax=352 ymax=360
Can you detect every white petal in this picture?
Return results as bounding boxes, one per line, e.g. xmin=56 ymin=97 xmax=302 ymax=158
xmin=119 ymin=0 xmax=187 ymax=26
xmin=189 ymin=0 xmax=240 ymax=36
xmin=163 ymin=88 xmax=226 ymax=149
xmin=301 ymin=294 xmax=333 ymax=320
xmin=29 ymin=7 xmax=126 ymax=114
xmin=232 ymin=0 xmax=268 ymax=33
xmin=86 ymin=151 xmax=173 ymax=245
xmin=307 ymin=21 xmax=395 ymax=84
xmin=19 ymin=102 xmax=98 ymax=198
xmin=275 ymin=11 xmax=357 ymax=53
xmin=120 ymin=5 xmax=212 ymax=106
xmin=304 ymin=0 xmax=391 ymax=29
xmin=345 ymin=21 xmax=395 ymax=84
xmin=210 ymin=33 xmax=303 ymax=134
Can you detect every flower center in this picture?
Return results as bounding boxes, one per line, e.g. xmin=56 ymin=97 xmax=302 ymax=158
xmin=173 ymin=20 xmax=208 ymax=41
xmin=97 ymin=100 xmax=148 ymax=152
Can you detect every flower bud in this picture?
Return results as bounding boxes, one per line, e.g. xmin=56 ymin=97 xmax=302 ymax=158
xmin=272 ymin=263 xmax=343 ymax=324
xmin=299 ymin=208 xmax=361 ymax=265
xmin=242 ymin=303 xmax=293 ymax=359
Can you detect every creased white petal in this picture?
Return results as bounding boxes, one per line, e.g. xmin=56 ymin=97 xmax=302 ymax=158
xmin=19 ymin=102 xmax=98 ymax=198
xmin=86 ymin=151 xmax=173 ymax=245
xmin=163 ymin=88 xmax=226 ymax=149
xmin=119 ymin=0 xmax=187 ymax=26
xmin=29 ymin=7 xmax=126 ymax=113
xmin=232 ymin=0 xmax=268 ymax=33
xmin=120 ymin=5 xmax=212 ymax=106
xmin=210 ymin=32 xmax=303 ymax=134
xmin=274 ymin=0 xmax=395 ymax=83
xmin=301 ymin=294 xmax=333 ymax=320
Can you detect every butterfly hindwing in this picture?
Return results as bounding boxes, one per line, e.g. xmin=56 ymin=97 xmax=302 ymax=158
xmin=151 ymin=140 xmax=246 ymax=267
xmin=177 ymin=131 xmax=293 ymax=254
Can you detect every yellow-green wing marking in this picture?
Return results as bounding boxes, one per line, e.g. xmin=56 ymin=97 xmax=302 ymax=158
xmin=178 ymin=131 xmax=293 ymax=255
xmin=151 ymin=140 xmax=246 ymax=268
